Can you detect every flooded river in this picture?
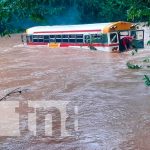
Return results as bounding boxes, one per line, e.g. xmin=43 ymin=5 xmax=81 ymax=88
xmin=0 ymin=34 xmax=150 ymax=150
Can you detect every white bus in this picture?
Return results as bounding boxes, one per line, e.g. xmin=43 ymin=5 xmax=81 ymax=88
xmin=23 ymin=21 xmax=144 ymax=52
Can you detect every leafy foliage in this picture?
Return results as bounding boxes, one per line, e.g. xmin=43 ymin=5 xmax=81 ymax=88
xmin=127 ymin=0 xmax=150 ymax=24
xmin=0 ymin=0 xmax=150 ymax=36
xmin=0 ymin=0 xmax=73 ymax=36
xmin=127 ymin=45 xmax=150 ymax=86
xmin=77 ymin=0 xmax=129 ymax=23
xmin=126 ymin=62 xmax=142 ymax=69
xmin=143 ymin=75 xmax=150 ymax=86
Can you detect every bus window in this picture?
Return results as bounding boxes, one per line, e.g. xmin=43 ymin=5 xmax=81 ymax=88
xmin=136 ymin=30 xmax=144 ymax=40
xmin=69 ymin=35 xmax=76 ymax=38
xmin=69 ymin=35 xmax=76 ymax=43
xmin=62 ymin=35 xmax=69 ymax=42
xmin=76 ymin=34 xmax=83 ymax=38
xmin=55 ymin=35 xmax=62 ymax=42
xmin=130 ymin=31 xmax=136 ymax=38
xmin=38 ymin=35 xmax=44 ymax=42
xmin=76 ymin=39 xmax=83 ymax=43
xmin=56 ymin=35 xmax=62 ymax=38
xmin=62 ymin=35 xmax=69 ymax=38
xmin=56 ymin=39 xmax=62 ymax=42
xmin=62 ymin=39 xmax=69 ymax=42
xmin=44 ymin=35 xmax=50 ymax=43
xmin=131 ymin=30 xmax=144 ymax=48
xmin=50 ymin=35 xmax=55 ymax=38
xmin=91 ymin=34 xmax=99 ymax=43
xmin=119 ymin=31 xmax=129 ymax=36
xmin=110 ymin=33 xmax=118 ymax=43
xmin=69 ymin=39 xmax=76 ymax=42
xmin=33 ymin=35 xmax=38 ymax=42
xmin=90 ymin=34 xmax=108 ymax=44
xmin=100 ymin=34 xmax=108 ymax=44
xmin=50 ymin=35 xmax=56 ymax=42
xmin=76 ymin=34 xmax=83 ymax=43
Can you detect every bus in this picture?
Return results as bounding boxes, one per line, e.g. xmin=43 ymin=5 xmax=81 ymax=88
xmin=23 ymin=21 xmax=144 ymax=52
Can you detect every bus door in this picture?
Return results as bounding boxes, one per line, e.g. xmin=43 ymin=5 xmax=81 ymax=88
xmin=130 ymin=30 xmax=144 ymax=49
xmin=110 ymin=32 xmax=118 ymax=43
xmin=118 ymin=31 xmax=130 ymax=52
xmin=109 ymin=32 xmax=119 ymax=52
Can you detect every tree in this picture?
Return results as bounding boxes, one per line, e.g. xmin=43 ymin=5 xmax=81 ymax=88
xmin=127 ymin=0 xmax=150 ymax=24
xmin=0 ymin=0 xmax=73 ymax=36
xmin=0 ymin=0 xmax=150 ymax=36
xmin=77 ymin=0 xmax=129 ymax=23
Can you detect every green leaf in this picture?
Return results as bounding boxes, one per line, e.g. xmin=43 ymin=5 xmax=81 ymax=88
xmin=126 ymin=62 xmax=142 ymax=69
xmin=147 ymin=40 xmax=150 ymax=45
xmin=143 ymin=75 xmax=150 ymax=86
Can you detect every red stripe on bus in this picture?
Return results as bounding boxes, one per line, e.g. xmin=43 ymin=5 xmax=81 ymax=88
xmin=34 ymin=29 xmax=101 ymax=34
xmin=27 ymin=42 xmax=119 ymax=47
xmin=27 ymin=42 xmax=48 ymax=45
xmin=59 ymin=43 xmax=119 ymax=47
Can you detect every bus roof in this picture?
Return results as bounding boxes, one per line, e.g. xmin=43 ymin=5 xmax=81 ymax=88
xmin=26 ymin=21 xmax=135 ymax=35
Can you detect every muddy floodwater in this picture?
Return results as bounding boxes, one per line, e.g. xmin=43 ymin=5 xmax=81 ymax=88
xmin=0 ymin=34 xmax=150 ymax=150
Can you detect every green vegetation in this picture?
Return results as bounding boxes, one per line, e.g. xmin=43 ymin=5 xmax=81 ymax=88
xmin=0 ymin=0 xmax=150 ymax=36
xmin=127 ymin=0 xmax=150 ymax=25
xmin=126 ymin=62 xmax=142 ymax=69
xmin=143 ymin=75 xmax=150 ymax=86
xmin=126 ymin=58 xmax=150 ymax=86
xmin=127 ymin=47 xmax=150 ymax=86
xmin=0 ymin=0 xmax=73 ymax=36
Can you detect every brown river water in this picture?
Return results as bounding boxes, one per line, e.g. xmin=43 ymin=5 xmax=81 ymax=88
xmin=0 ymin=34 xmax=150 ymax=150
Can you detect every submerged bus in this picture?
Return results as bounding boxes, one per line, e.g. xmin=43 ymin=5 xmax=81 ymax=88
xmin=23 ymin=21 xmax=144 ymax=52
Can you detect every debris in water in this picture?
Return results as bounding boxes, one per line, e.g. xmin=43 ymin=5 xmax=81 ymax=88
xmin=0 ymin=88 xmax=28 ymax=101
xmin=143 ymin=57 xmax=150 ymax=63
xmin=126 ymin=62 xmax=142 ymax=69
xmin=143 ymin=75 xmax=150 ymax=86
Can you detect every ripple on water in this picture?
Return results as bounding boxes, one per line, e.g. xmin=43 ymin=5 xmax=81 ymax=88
xmin=0 ymin=35 xmax=150 ymax=149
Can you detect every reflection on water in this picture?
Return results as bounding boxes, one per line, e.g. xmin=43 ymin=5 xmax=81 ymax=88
xmin=0 ymin=34 xmax=150 ymax=150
